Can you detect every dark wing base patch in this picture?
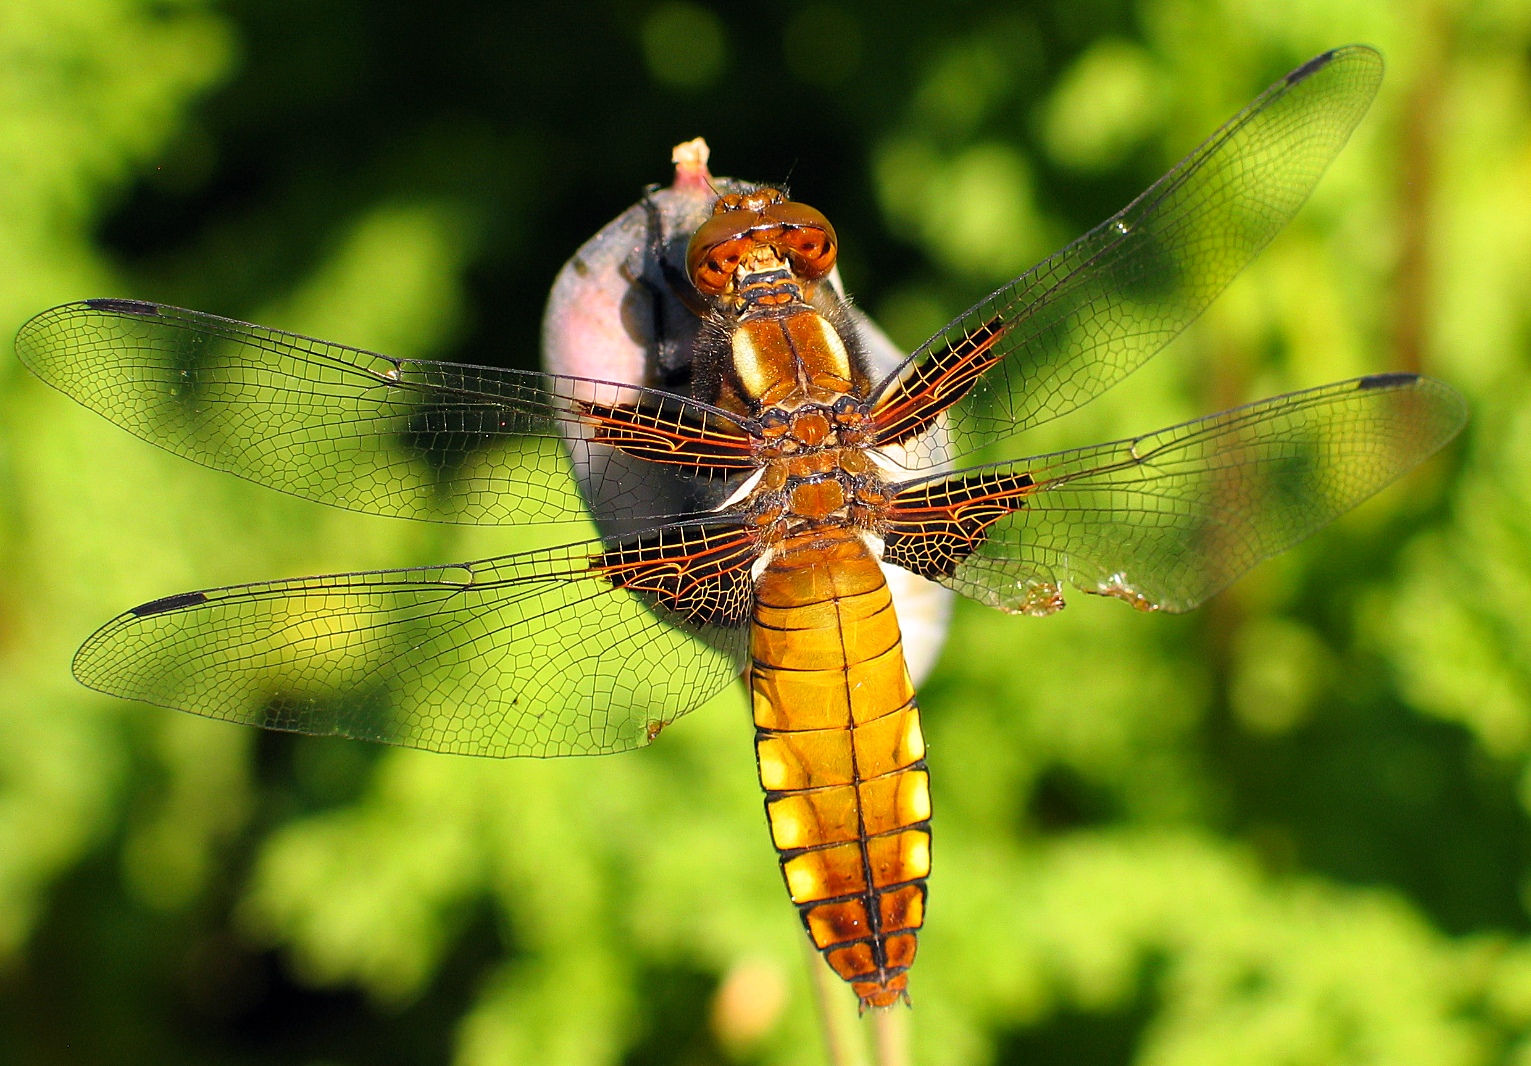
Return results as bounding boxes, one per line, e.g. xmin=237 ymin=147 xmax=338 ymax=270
xmin=577 ymin=397 xmax=757 ymax=471
xmin=868 ymin=318 xmax=1006 ymax=446
xmin=882 ymin=470 xmax=1035 ymax=578
xmin=594 ymin=522 xmax=759 ymax=628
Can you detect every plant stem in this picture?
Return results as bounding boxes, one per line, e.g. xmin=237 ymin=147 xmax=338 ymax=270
xmin=805 ymin=941 xmax=866 ymax=1066
xmin=869 ymin=1003 xmax=910 ymax=1066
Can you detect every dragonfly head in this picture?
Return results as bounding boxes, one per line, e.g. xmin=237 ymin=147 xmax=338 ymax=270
xmin=686 ymin=188 xmax=838 ymax=305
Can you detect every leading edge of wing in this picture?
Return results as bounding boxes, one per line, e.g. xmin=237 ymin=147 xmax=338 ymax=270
xmin=15 ymin=299 xmax=756 ymax=527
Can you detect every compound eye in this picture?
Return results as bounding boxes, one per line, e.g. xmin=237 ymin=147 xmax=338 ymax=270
xmin=763 ymin=201 xmax=838 ymax=280
xmin=687 ymin=209 xmax=761 ymax=295
xmin=690 ymin=237 xmax=750 ymax=295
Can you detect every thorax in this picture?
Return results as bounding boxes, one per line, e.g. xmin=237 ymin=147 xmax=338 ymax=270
xmin=728 ymin=304 xmax=890 ymax=553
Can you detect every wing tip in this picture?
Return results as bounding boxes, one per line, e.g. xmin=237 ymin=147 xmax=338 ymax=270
xmin=1287 ymin=44 xmax=1383 ymax=87
xmin=16 ymin=299 xmax=163 ymax=368
xmin=1287 ymin=50 xmax=1338 ymax=85
xmin=1355 ymin=372 xmax=1469 ymax=441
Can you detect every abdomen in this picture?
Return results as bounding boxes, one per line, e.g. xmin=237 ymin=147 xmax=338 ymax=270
xmin=751 ymin=529 xmax=931 ymax=1009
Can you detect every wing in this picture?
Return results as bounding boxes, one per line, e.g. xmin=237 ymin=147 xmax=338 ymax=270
xmin=868 ymin=45 xmax=1385 ymax=467
xmin=71 ymin=521 xmax=760 ymax=757
xmin=15 ymin=300 xmax=758 ymax=527
xmin=880 ymin=373 xmax=1466 ymax=614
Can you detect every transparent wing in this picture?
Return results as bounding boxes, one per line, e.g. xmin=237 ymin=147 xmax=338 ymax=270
xmin=16 ymin=300 xmax=758 ymax=527
xmin=71 ymin=524 xmax=759 ymax=757
xmin=883 ymin=374 xmax=1467 ymax=614
xmin=869 ymin=46 xmax=1385 ymax=467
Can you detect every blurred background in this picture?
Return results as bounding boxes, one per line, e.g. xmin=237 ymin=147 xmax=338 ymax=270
xmin=1 ymin=0 xmax=1528 ymax=1063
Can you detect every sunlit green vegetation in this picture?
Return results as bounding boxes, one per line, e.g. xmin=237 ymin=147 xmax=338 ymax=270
xmin=2 ymin=1 xmax=1529 ymax=1063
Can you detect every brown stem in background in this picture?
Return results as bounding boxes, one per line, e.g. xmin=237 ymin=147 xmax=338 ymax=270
xmin=806 ymin=940 xmax=867 ymax=1066
xmin=1394 ymin=0 xmax=1450 ymax=374
xmin=869 ymin=1004 xmax=911 ymax=1066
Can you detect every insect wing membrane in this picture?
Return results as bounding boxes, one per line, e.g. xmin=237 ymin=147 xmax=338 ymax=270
xmin=884 ymin=374 xmax=1466 ymax=614
xmin=869 ymin=45 xmax=1385 ymax=467
xmin=15 ymin=300 xmax=752 ymax=527
xmin=71 ymin=527 xmax=759 ymax=757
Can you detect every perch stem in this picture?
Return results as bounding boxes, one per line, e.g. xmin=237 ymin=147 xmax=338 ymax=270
xmin=869 ymin=1004 xmax=910 ymax=1066
xmin=805 ymin=941 xmax=865 ymax=1066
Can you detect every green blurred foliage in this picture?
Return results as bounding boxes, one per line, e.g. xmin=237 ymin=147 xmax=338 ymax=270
xmin=1 ymin=0 xmax=1529 ymax=1063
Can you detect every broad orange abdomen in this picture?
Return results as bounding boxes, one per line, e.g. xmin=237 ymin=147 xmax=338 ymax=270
xmin=751 ymin=529 xmax=931 ymax=1009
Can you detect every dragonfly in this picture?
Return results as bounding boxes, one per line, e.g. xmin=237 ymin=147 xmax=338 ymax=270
xmin=15 ymin=45 xmax=1465 ymax=1011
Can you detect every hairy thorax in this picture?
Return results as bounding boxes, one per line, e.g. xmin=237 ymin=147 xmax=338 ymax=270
xmin=729 ymin=309 xmax=891 ymax=549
